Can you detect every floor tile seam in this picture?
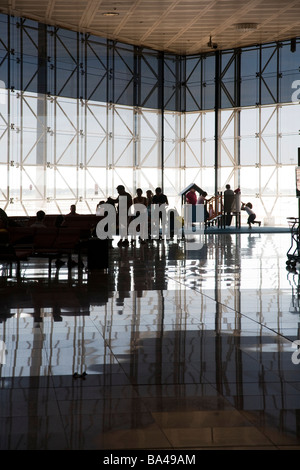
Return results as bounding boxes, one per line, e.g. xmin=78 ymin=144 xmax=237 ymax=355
xmin=237 ymin=409 xmax=300 ymax=447
xmin=166 ymin=273 xmax=298 ymax=347
xmin=86 ymin=317 xmax=137 ymax=380
xmin=133 ymin=377 xmax=257 ymax=430
xmin=148 ymin=418 xmax=276 ymax=448
xmin=47 ymin=370 xmax=80 ymax=449
xmin=189 ymin=379 xmax=274 ymax=430
xmin=0 ymin=373 xmax=72 ymax=448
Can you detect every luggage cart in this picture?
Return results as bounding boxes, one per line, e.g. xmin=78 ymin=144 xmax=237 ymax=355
xmin=286 ymin=217 xmax=300 ymax=268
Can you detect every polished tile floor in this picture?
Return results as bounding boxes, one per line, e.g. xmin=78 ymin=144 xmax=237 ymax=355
xmin=0 ymin=231 xmax=300 ymax=450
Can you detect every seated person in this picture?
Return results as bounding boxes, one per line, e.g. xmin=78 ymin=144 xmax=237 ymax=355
xmin=0 ymin=208 xmax=9 ymax=228
xmin=0 ymin=208 xmax=20 ymax=227
xmin=66 ymin=204 xmax=79 ymax=216
xmin=31 ymin=210 xmax=47 ymax=228
xmin=55 ymin=214 xmax=65 ymax=227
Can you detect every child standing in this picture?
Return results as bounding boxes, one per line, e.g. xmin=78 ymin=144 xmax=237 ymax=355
xmin=241 ymin=202 xmax=261 ymax=229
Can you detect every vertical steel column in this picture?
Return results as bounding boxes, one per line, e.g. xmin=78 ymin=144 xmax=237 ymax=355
xmin=214 ymin=51 xmax=220 ymax=196
xmin=133 ymin=47 xmax=140 ymax=190
xmin=83 ymin=34 xmax=87 ymax=202
xmin=158 ymin=51 xmax=164 ymax=191
xmin=105 ymin=38 xmax=110 ymax=197
xmin=298 ymin=148 xmax=300 ymax=222
xmin=37 ymin=23 xmax=47 ymax=200
xmin=108 ymin=40 xmax=114 ymax=195
xmin=236 ymin=49 xmax=241 ymax=190
xmin=7 ymin=14 xmax=11 ymax=209
xmin=258 ymin=44 xmax=262 ymax=106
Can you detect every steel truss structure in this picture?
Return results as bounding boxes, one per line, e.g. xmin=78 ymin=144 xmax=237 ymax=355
xmin=0 ymin=14 xmax=299 ymax=223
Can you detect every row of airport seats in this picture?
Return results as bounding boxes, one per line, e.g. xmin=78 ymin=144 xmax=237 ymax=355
xmin=10 ymin=214 xmax=101 ymax=228
xmin=1 ymin=214 xmax=104 ymax=275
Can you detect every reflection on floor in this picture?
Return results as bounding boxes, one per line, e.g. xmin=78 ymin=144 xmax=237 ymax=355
xmin=0 ymin=232 xmax=300 ymax=450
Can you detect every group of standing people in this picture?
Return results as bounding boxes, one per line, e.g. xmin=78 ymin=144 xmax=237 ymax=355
xmin=96 ymin=185 xmax=169 ymax=216
xmin=224 ymin=184 xmax=261 ymax=229
xmin=96 ymin=185 xmax=169 ymax=246
xmin=185 ymin=184 xmax=261 ymax=229
xmin=27 ymin=183 xmax=261 ymax=237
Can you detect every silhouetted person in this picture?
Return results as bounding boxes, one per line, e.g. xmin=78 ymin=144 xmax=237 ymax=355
xmin=224 ymin=184 xmax=234 ymax=226
xmin=241 ymin=202 xmax=261 ymax=229
xmin=110 ymin=185 xmax=133 ymax=247
xmin=31 ymin=210 xmax=46 ymax=228
xmin=66 ymin=204 xmax=79 ymax=216
xmin=186 ymin=188 xmax=197 ymax=205
xmin=152 ymin=188 xmax=168 ymax=239
xmin=133 ymin=188 xmax=147 ymax=206
xmin=152 ymin=187 xmax=168 ymax=205
xmin=0 ymin=208 xmax=9 ymax=228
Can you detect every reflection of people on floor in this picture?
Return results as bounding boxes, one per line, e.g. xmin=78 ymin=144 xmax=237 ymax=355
xmin=223 ymin=233 xmax=233 ymax=269
xmin=116 ymin=254 xmax=131 ymax=307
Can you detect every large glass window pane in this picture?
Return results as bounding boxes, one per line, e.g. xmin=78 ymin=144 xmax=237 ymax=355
xmin=164 ymin=55 xmax=179 ymax=111
xmin=240 ymin=48 xmax=259 ymax=107
xmin=202 ymin=55 xmax=215 ymax=110
xmin=86 ymin=36 xmax=107 ymax=103
xmin=261 ymin=45 xmax=278 ymax=105
xmin=164 ymin=112 xmax=179 ymax=169
xmin=240 ymin=138 xmax=258 ymax=166
xmin=139 ymin=109 xmax=160 ymax=168
xmin=280 ymin=104 xmax=300 ymax=134
xmin=220 ymin=50 xmax=237 ymax=108
xmin=85 ymin=101 xmax=107 ymax=168
xmin=113 ymin=44 xmax=134 ymax=106
xmin=280 ymin=41 xmax=300 ymax=104
xmin=55 ymin=29 xmax=78 ymax=99
xmin=140 ymin=51 xmax=159 ymax=109
xmin=0 ymin=14 xmax=8 ymax=90
xmin=112 ymin=105 xmax=134 ymax=168
xmin=0 ymin=87 xmax=8 ymax=165
xmin=185 ymin=56 xmax=201 ymax=111
xmin=240 ymin=108 xmax=258 ymax=136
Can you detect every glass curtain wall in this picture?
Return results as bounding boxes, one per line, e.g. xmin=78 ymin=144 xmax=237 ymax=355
xmin=0 ymin=14 xmax=300 ymax=224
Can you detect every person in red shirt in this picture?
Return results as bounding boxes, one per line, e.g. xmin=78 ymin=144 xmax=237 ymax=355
xmin=185 ymin=188 xmax=198 ymax=224
xmin=185 ymin=188 xmax=197 ymax=205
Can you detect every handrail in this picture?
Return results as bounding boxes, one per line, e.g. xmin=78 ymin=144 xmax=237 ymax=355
xmin=207 ymin=195 xmax=223 ymax=220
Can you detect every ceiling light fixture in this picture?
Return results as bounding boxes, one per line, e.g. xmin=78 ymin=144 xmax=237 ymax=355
xmin=234 ymin=23 xmax=258 ymax=31
xmin=102 ymin=11 xmax=119 ymax=17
